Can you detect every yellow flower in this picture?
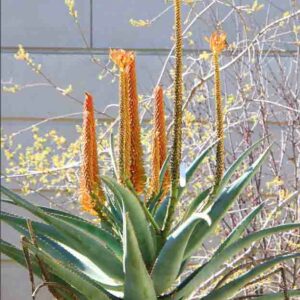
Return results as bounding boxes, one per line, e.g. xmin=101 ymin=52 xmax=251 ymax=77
xmin=129 ymin=19 xmax=150 ymax=27
xmin=14 ymin=45 xmax=29 ymax=61
xmin=65 ymin=0 xmax=78 ymax=19
xmin=2 ymin=85 xmax=20 ymax=93
xmin=61 ymin=84 xmax=73 ymax=96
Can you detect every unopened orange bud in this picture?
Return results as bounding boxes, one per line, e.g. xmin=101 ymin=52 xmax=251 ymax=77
xmin=209 ymin=31 xmax=227 ymax=54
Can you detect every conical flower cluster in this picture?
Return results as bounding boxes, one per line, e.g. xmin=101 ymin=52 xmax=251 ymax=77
xmin=149 ymin=86 xmax=170 ymax=197
xmin=110 ymin=49 xmax=146 ymax=193
xmin=80 ymin=93 xmax=106 ymax=216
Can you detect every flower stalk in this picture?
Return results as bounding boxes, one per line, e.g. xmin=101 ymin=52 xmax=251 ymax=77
xmin=210 ymin=31 xmax=227 ymax=187
xmin=163 ymin=0 xmax=183 ymax=236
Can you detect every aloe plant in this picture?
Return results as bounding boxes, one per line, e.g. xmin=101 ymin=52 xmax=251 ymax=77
xmin=1 ymin=1 xmax=299 ymax=300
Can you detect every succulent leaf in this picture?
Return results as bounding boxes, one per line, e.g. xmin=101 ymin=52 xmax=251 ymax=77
xmin=102 ymin=176 xmax=156 ymax=266
xmin=123 ymin=214 xmax=157 ymax=300
xmin=181 ymin=187 xmax=211 ymax=222
xmin=0 ymin=239 xmax=84 ymax=300
xmin=154 ymin=196 xmax=170 ymax=228
xmin=151 ymin=214 xmax=210 ymax=294
xmin=1 ymin=185 xmax=124 ymax=281
xmin=184 ymin=145 xmax=271 ymax=259
xmin=248 ymin=290 xmax=300 ymax=300
xmin=166 ymin=223 xmax=300 ymax=299
xmin=1 ymin=212 xmax=124 ymax=290
xmin=25 ymin=242 xmax=116 ymax=300
xmin=178 ymin=141 xmax=217 ymax=197
xmin=0 ymin=239 xmax=42 ymax=277
xmin=1 ymin=201 xmax=122 ymax=259
xmin=212 ymin=136 xmax=267 ymax=200
xmin=213 ymin=203 xmax=264 ymax=256
xmin=201 ymin=253 xmax=300 ymax=300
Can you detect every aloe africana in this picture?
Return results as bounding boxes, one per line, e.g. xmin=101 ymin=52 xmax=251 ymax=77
xmin=1 ymin=2 xmax=299 ymax=300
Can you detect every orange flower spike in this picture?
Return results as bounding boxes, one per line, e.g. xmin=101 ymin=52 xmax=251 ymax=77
xmin=84 ymin=93 xmax=98 ymax=182
xmin=80 ymin=116 xmax=94 ymax=214
xmin=110 ymin=49 xmax=132 ymax=183
xmin=209 ymin=31 xmax=227 ymax=186
xmin=127 ymin=54 xmax=146 ymax=194
xmin=122 ymin=71 xmax=132 ymax=181
xmin=153 ymin=86 xmax=170 ymax=195
xmin=84 ymin=93 xmax=106 ymax=204
xmin=80 ymin=93 xmax=106 ymax=216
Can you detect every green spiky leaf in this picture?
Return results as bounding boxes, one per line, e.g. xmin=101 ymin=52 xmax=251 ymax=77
xmin=213 ymin=203 xmax=264 ymax=256
xmin=166 ymin=223 xmax=299 ymax=299
xmin=102 ymin=176 xmax=156 ymax=266
xmin=25 ymin=241 xmax=116 ymax=300
xmin=250 ymin=289 xmax=300 ymax=300
xmin=212 ymin=136 xmax=267 ymax=201
xmin=151 ymin=213 xmax=210 ymax=294
xmin=1 ymin=185 xmax=124 ymax=281
xmin=0 ymin=239 xmax=41 ymax=276
xmin=154 ymin=196 xmax=170 ymax=228
xmin=182 ymin=187 xmax=211 ymax=222
xmin=178 ymin=141 xmax=217 ymax=197
xmin=202 ymin=253 xmax=300 ymax=300
xmin=184 ymin=146 xmax=271 ymax=259
xmin=123 ymin=214 xmax=157 ymax=300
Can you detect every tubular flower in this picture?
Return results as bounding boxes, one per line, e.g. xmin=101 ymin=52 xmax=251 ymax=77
xmin=127 ymin=56 xmax=146 ymax=194
xmin=80 ymin=93 xmax=106 ymax=216
xmin=210 ymin=30 xmax=227 ymax=186
xmin=149 ymin=86 xmax=170 ymax=198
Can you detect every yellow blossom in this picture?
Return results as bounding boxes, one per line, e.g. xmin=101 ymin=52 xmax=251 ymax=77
xmin=61 ymin=84 xmax=73 ymax=96
xmin=65 ymin=0 xmax=78 ymax=19
xmin=14 ymin=45 xmax=29 ymax=61
xmin=129 ymin=19 xmax=150 ymax=27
